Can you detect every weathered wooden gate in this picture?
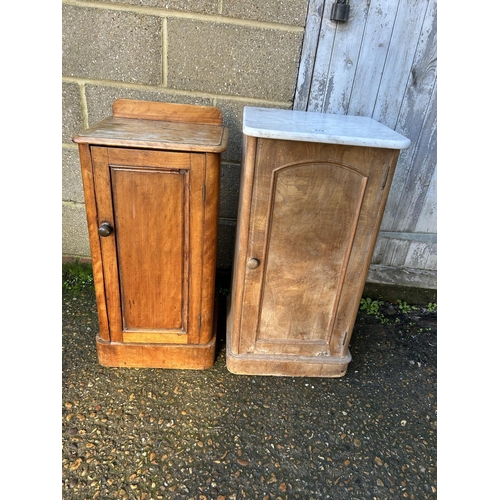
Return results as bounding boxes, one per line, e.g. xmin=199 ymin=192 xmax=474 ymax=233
xmin=294 ymin=0 xmax=437 ymax=289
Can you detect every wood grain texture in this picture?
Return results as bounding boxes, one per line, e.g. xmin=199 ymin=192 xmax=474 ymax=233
xmin=199 ymin=153 xmax=221 ymax=344
xmin=229 ymin=135 xmax=257 ymax=355
xmin=111 ymin=167 xmax=185 ymax=331
xmin=74 ymin=100 xmax=226 ymax=369
xmin=257 ymin=162 xmax=366 ymax=348
xmin=78 ymin=144 xmax=110 ymax=341
xmin=96 ymin=329 xmax=216 ymax=370
xmin=228 ymin=136 xmax=400 ymax=375
xmin=112 ymin=99 xmax=223 ymax=125
xmin=92 ymin=146 xmax=124 ymax=342
xmin=74 ymin=117 xmax=228 ymax=153
xmin=226 ymin=324 xmax=351 ymax=378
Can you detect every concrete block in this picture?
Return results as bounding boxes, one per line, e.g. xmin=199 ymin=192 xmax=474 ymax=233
xmin=62 ymin=5 xmax=162 ymax=85
xmin=63 ymin=203 xmax=91 ymax=259
xmin=222 ymin=0 xmax=308 ymax=26
xmin=216 ymin=99 xmax=245 ymax=163
xmin=219 ymin=162 xmax=241 ymax=220
xmin=84 ymin=85 xmax=213 ymax=129
xmin=62 ymin=82 xmax=83 ymax=144
xmin=82 ymin=0 xmax=218 ymax=14
xmin=63 ymin=147 xmax=84 ymax=204
xmin=216 ymin=99 xmax=291 ymax=163
xmin=167 ymin=19 xmax=303 ymax=100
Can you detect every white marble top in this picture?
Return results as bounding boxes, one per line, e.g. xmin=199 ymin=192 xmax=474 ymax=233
xmin=243 ymin=107 xmax=411 ymax=150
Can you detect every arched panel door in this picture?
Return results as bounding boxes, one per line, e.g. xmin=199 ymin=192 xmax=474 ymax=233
xmin=254 ymin=161 xmax=367 ymax=354
xmin=234 ymin=137 xmax=398 ymax=358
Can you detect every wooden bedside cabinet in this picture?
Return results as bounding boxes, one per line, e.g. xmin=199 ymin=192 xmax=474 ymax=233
xmin=73 ymin=99 xmax=228 ymax=369
xmin=227 ymin=107 xmax=410 ymax=377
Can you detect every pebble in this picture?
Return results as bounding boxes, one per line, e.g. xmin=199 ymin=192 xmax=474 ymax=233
xmin=62 ymin=287 xmax=436 ymax=500
xmin=70 ymin=458 xmax=82 ymax=471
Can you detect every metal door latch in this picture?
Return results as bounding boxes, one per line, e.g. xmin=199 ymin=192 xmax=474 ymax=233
xmin=331 ymin=0 xmax=350 ymax=22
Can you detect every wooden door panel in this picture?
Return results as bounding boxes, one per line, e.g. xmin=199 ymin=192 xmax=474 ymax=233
xmin=92 ymin=147 xmax=204 ymax=345
xmin=257 ymin=163 xmax=367 ymax=346
xmin=111 ymin=167 xmax=186 ymax=332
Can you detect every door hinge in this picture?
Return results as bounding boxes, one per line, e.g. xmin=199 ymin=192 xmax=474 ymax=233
xmin=382 ymin=167 xmax=390 ymax=189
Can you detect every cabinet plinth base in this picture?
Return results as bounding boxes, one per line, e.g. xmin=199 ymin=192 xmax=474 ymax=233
xmin=226 ymin=328 xmax=351 ymax=378
xmin=96 ymin=333 xmax=216 ymax=370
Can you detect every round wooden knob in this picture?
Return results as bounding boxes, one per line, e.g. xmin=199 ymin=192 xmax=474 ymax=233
xmin=247 ymin=258 xmax=260 ymax=270
xmin=98 ymin=222 xmax=113 ymax=237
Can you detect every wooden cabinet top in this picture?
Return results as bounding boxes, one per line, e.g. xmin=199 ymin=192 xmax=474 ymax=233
xmin=73 ymin=99 xmax=229 ymax=153
xmin=242 ymin=107 xmax=410 ymax=150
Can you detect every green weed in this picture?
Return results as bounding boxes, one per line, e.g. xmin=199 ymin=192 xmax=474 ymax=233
xmin=397 ymin=300 xmax=418 ymax=314
xmin=359 ymin=298 xmax=389 ymax=324
xmin=360 ymin=297 xmax=380 ymax=316
xmin=62 ymin=260 xmax=94 ymax=294
xmin=426 ymin=302 xmax=437 ymax=313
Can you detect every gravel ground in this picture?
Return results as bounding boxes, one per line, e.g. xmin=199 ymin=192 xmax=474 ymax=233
xmin=62 ymin=284 xmax=437 ymax=500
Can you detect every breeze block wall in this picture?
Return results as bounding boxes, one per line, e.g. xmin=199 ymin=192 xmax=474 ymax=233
xmin=62 ymin=0 xmax=308 ymax=270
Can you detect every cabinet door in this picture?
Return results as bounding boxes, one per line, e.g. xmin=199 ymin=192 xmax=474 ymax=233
xmin=237 ymin=138 xmax=398 ymax=357
xmin=91 ymin=147 xmax=205 ymax=345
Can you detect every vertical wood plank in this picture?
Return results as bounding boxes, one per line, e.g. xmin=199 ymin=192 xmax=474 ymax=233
xmin=380 ymin=0 xmax=436 ymax=231
xmin=371 ymin=0 xmax=429 ymax=127
xmin=320 ymin=0 xmax=370 ymax=115
xmin=346 ymin=0 xmax=399 ymax=117
xmin=188 ymin=153 xmax=206 ymax=345
xmin=78 ymin=144 xmax=110 ymax=341
xmin=230 ymin=135 xmax=257 ymax=354
xmin=199 ymin=153 xmax=220 ymax=344
xmin=415 ymin=166 xmax=437 ymax=233
xmin=389 ymin=84 xmax=436 ymax=232
xmin=91 ymin=146 xmax=124 ymax=342
xmin=294 ymin=0 xmax=327 ymax=110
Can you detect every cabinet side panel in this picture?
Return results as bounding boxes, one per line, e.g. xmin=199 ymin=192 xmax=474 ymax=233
xmin=229 ymin=135 xmax=257 ymax=354
xmin=187 ymin=154 xmax=206 ymax=344
xmin=111 ymin=167 xmax=185 ymax=330
xmin=199 ymin=153 xmax=220 ymax=344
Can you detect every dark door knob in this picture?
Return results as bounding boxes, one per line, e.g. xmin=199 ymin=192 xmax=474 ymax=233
xmin=98 ymin=222 xmax=113 ymax=237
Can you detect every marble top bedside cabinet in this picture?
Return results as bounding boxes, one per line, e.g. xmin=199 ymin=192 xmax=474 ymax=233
xmin=226 ymin=107 xmax=410 ymax=377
